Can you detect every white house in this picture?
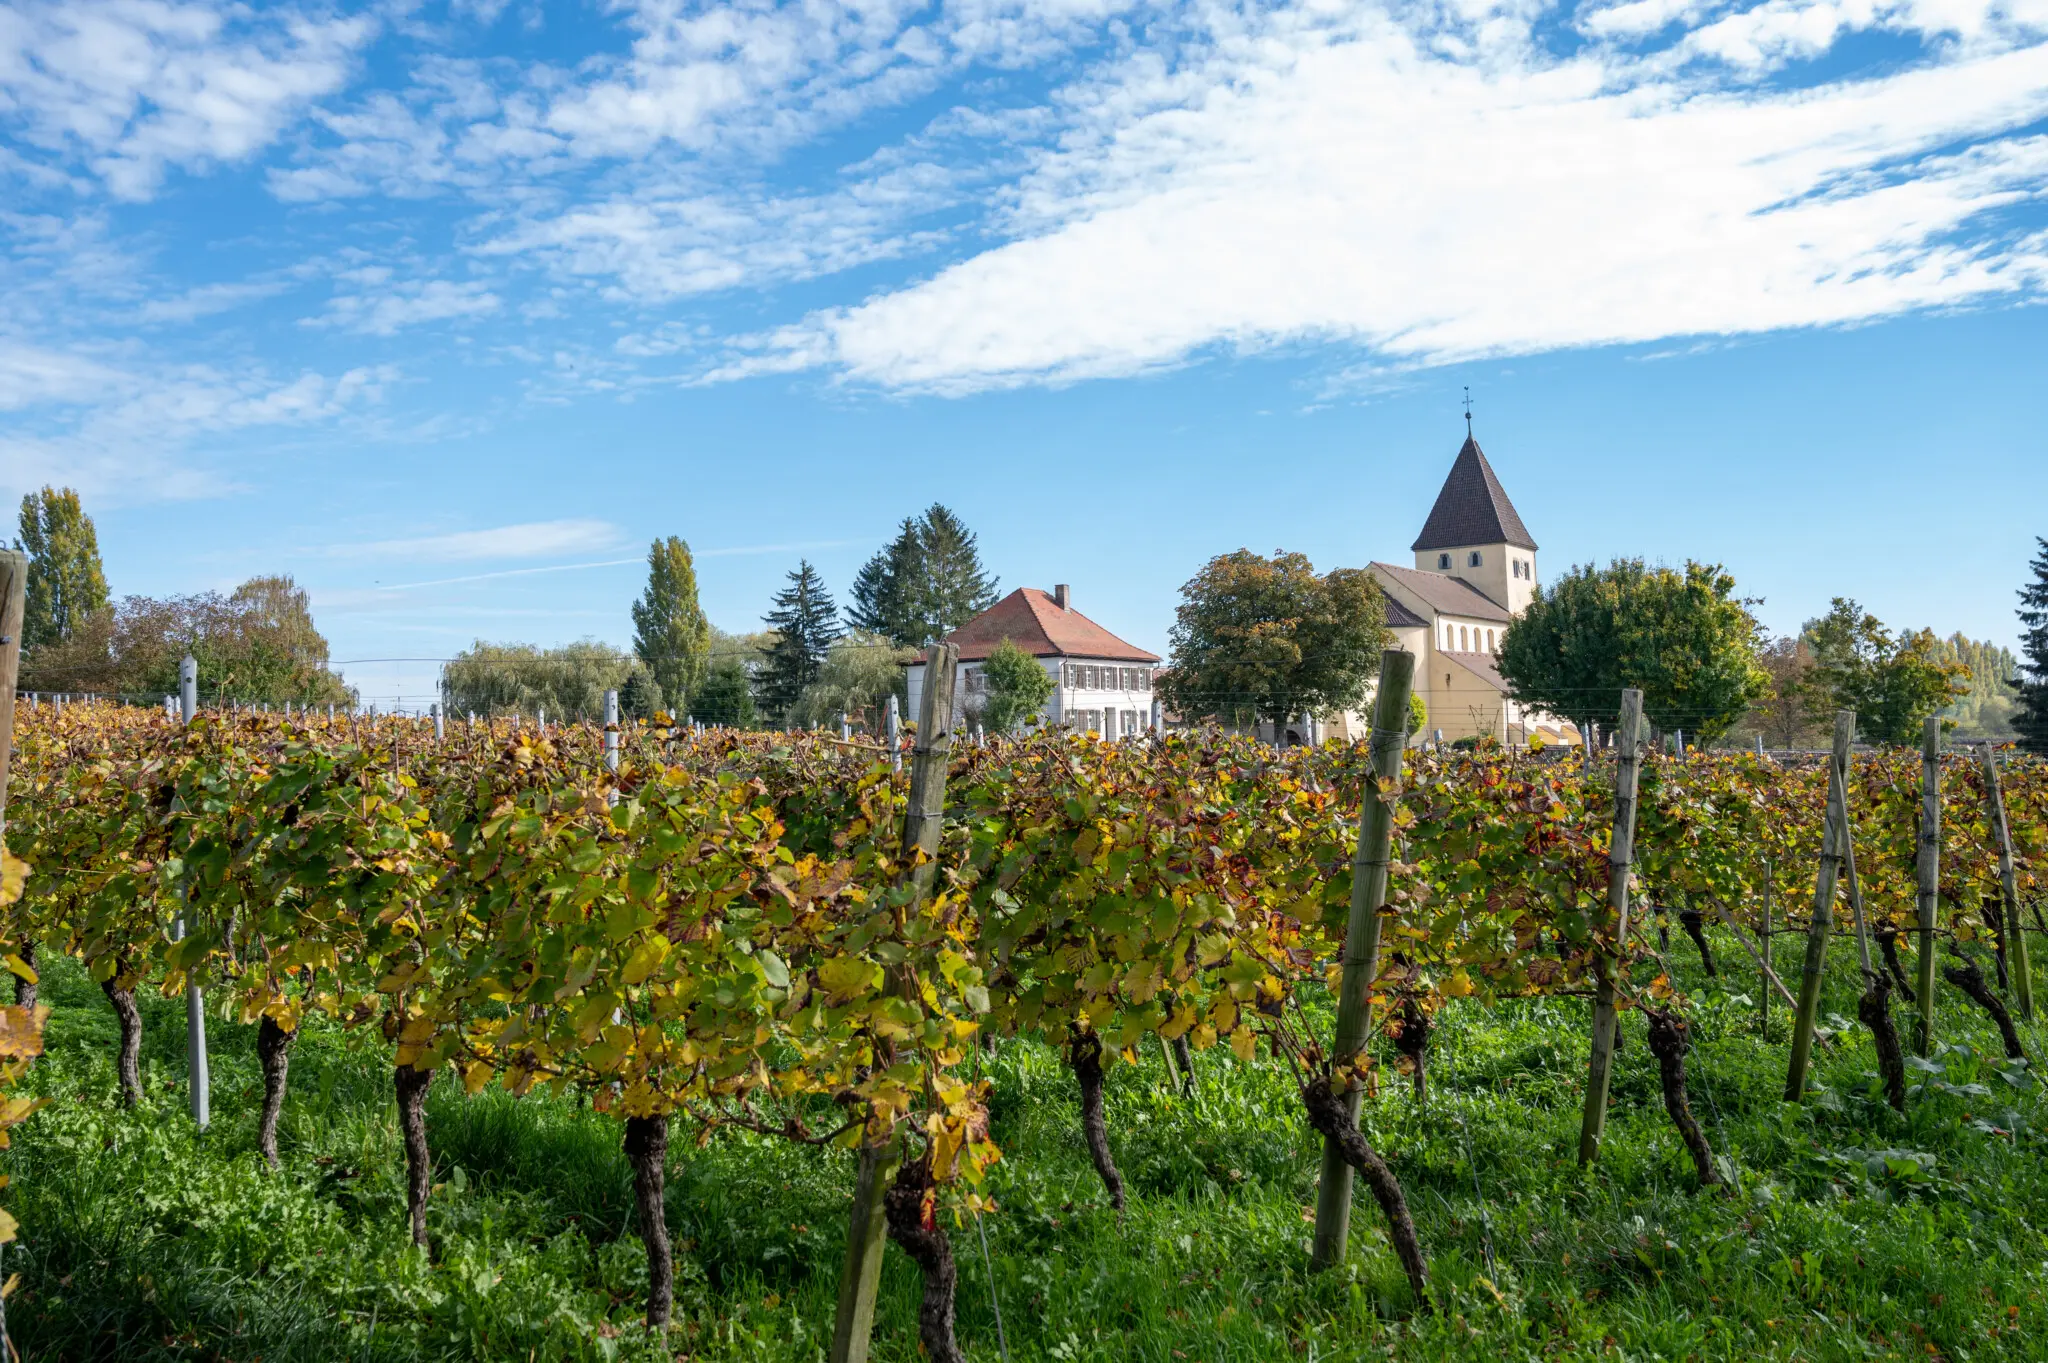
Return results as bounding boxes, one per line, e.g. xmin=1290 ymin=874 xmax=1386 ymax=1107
xmin=904 ymin=584 xmax=1162 ymax=736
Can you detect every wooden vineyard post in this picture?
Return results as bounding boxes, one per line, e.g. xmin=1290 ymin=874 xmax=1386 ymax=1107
xmin=829 ymin=643 xmax=957 ymax=1363
xmin=1916 ymin=716 xmax=1941 ymax=1054
xmin=175 ymin=654 xmax=210 ymax=1130
xmin=0 ymin=551 xmax=23 ymax=1352
xmin=1759 ymin=863 xmax=1773 ymax=1036
xmin=1984 ymin=746 xmax=2032 ymax=1021
xmin=1311 ymin=648 xmax=1415 ymax=1267
xmin=1578 ymin=688 xmax=1644 ymax=1166
xmin=1785 ymin=712 xmax=1853 ymax=1101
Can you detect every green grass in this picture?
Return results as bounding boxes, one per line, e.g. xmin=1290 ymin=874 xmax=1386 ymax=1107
xmin=8 ymin=931 xmax=2048 ymax=1362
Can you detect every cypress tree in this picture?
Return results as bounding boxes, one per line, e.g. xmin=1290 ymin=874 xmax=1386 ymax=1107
xmin=758 ymin=561 xmax=839 ymax=723
xmin=16 ymin=486 xmax=108 ymax=652
xmin=2017 ymin=538 xmax=2048 ymax=755
xmin=631 ymin=537 xmax=711 ymax=716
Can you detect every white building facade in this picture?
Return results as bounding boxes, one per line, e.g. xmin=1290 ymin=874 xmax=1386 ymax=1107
xmin=904 ymin=585 xmax=1162 ymax=736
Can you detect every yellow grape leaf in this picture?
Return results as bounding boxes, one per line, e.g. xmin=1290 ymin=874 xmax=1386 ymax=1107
xmin=1442 ymin=969 xmax=1474 ymax=999
xmin=2 ymin=955 xmax=34 ymax=986
xmin=0 ymin=1207 xmax=15 ymax=1245
xmin=1230 ymin=1025 xmax=1256 ymax=1062
xmin=818 ymin=955 xmax=878 ymax=1000
xmin=621 ymin=936 xmax=670 ymax=986
xmin=0 ymin=1007 xmax=43 ymax=1063
xmin=0 ymin=850 xmax=27 ymax=907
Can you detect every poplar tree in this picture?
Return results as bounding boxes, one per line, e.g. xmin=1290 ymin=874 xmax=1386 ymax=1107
xmin=16 ymin=486 xmax=109 ymax=652
xmin=758 ymin=561 xmax=839 ymax=723
xmin=2018 ymin=538 xmax=2048 ymax=755
xmin=631 ymin=537 xmax=711 ymax=716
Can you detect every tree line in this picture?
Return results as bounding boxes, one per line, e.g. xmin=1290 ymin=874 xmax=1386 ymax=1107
xmin=1161 ymin=549 xmax=2047 ymax=752
xmin=13 ymin=488 xmax=351 ymax=706
xmin=12 ymin=481 xmax=2044 ymax=753
xmin=441 ymin=504 xmax=1003 ymax=729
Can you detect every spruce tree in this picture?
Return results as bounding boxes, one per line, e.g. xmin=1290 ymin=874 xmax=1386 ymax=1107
xmin=758 ymin=561 xmax=839 ymax=724
xmin=912 ymin=504 xmax=999 ymax=643
xmin=16 ymin=486 xmax=108 ymax=652
xmin=2017 ymin=537 xmax=2048 ymax=755
xmin=847 ymin=517 xmax=921 ymax=642
xmin=631 ymin=537 xmax=711 ymax=715
xmin=695 ymin=656 xmax=757 ymax=728
xmin=847 ymin=506 xmax=999 ymax=647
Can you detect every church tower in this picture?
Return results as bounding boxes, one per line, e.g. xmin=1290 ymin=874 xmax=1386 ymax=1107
xmin=1411 ymin=433 xmax=1538 ymax=615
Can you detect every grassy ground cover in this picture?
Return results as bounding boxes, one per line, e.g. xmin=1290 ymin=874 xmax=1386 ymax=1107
xmin=7 ymin=927 xmax=2047 ymax=1362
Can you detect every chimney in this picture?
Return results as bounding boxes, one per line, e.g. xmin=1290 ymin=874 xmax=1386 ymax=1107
xmin=1053 ymin=584 xmax=1070 ymax=610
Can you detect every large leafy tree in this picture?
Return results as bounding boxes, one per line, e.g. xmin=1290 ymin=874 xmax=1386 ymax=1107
xmin=1801 ymin=599 xmax=1968 ymax=745
xmin=442 ymin=639 xmax=633 ymax=720
xmin=979 ymin=639 xmax=1055 ymax=734
xmin=631 ymin=536 xmax=711 ymax=715
xmin=106 ymin=576 xmax=353 ymax=705
xmin=16 ymin=486 xmax=108 ymax=654
xmin=847 ymin=505 xmax=999 ymax=646
xmin=1933 ymin=633 xmax=2021 ymax=740
xmin=1157 ymin=549 xmax=1385 ymax=743
xmin=790 ymin=631 xmax=915 ymax=730
xmin=757 ymin=561 xmax=840 ymax=723
xmin=2011 ymin=539 xmax=2048 ymax=754
xmin=1498 ymin=559 xmax=1767 ymax=744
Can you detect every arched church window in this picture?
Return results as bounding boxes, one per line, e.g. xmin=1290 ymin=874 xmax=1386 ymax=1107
xmin=1486 ymin=630 xmax=1495 ymax=651
xmin=1459 ymin=626 xmax=1469 ymax=650
xmin=1438 ymin=553 xmax=1451 ymax=569
xmin=1468 ymin=551 xmax=1483 ymax=568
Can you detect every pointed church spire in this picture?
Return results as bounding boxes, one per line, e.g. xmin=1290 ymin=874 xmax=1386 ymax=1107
xmin=1410 ymin=431 xmax=1537 ymax=552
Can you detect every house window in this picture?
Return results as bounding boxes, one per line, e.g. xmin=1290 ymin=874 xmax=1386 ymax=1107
xmin=1468 ymin=551 xmax=1483 ymax=568
xmin=1437 ymin=553 xmax=1451 ymax=569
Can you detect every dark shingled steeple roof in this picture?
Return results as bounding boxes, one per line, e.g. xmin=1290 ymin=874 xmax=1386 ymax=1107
xmin=1410 ymin=436 xmax=1537 ymax=553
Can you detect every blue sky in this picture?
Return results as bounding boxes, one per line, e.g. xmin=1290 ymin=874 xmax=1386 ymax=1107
xmin=2 ymin=0 xmax=2043 ymax=709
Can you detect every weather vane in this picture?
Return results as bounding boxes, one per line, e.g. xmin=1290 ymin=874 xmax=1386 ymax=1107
xmin=1463 ymin=386 xmax=1473 ymax=437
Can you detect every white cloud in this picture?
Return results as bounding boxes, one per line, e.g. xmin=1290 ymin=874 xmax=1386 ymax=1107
xmin=333 ymin=519 xmax=628 ymax=563
xmin=0 ymin=0 xmax=375 ymax=198
xmin=0 ymin=360 xmax=395 ymax=504
xmin=481 ymin=160 xmax=964 ymax=299
xmin=0 ymin=342 xmax=123 ymax=409
xmin=133 ymin=278 xmax=291 ymax=324
xmin=704 ymin=2 xmax=2048 ymax=392
xmin=316 ymin=277 xmax=503 ymax=335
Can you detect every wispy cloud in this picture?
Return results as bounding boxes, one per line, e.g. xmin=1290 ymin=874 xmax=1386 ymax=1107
xmin=315 ymin=276 xmax=502 ymax=335
xmin=318 ymin=538 xmax=861 ymax=600
xmin=332 ymin=519 xmax=627 ymax=564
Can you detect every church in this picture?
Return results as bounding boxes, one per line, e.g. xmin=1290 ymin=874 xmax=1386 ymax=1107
xmin=1326 ymin=431 xmax=1583 ymax=748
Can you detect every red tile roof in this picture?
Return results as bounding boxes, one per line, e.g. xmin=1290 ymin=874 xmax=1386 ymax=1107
xmin=942 ymin=588 xmax=1161 ymax=663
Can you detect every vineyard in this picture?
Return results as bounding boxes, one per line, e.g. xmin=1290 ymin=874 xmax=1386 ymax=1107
xmin=2 ymin=650 xmax=2047 ymax=1362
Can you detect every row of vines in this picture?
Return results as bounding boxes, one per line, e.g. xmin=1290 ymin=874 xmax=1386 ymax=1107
xmin=1 ymin=663 xmax=2042 ymax=1360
